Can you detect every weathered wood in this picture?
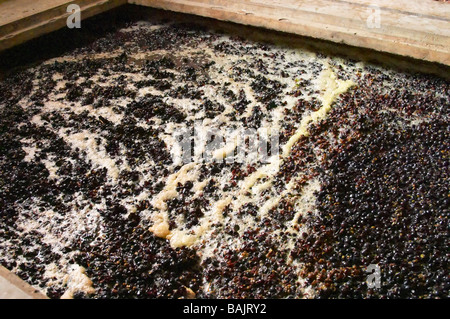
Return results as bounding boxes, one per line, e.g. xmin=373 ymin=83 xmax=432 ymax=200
xmin=0 ymin=0 xmax=448 ymax=64
xmin=129 ymin=0 xmax=450 ymax=65
xmin=0 ymin=0 xmax=448 ymax=300
xmin=0 ymin=0 xmax=126 ymax=51
xmin=0 ymin=265 xmax=48 ymax=299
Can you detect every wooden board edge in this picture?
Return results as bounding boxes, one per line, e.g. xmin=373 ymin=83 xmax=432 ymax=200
xmin=0 ymin=265 xmax=48 ymax=299
xmin=0 ymin=0 xmax=127 ymax=52
xmin=129 ymin=0 xmax=450 ymax=66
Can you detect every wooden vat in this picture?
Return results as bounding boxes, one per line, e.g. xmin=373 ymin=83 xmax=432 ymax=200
xmin=0 ymin=0 xmax=448 ymax=299
xmin=1 ymin=0 xmax=449 ymax=65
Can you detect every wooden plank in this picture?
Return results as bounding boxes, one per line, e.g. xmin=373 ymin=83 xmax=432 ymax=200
xmin=0 ymin=265 xmax=48 ymax=299
xmin=0 ymin=0 xmax=74 ymax=27
xmin=0 ymin=0 xmax=448 ymax=64
xmin=344 ymin=0 xmax=450 ymax=20
xmin=0 ymin=0 xmax=127 ymax=51
xmin=129 ymin=0 xmax=450 ymax=65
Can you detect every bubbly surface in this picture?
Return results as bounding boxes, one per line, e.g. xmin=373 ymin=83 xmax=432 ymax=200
xmin=0 ymin=12 xmax=448 ymax=299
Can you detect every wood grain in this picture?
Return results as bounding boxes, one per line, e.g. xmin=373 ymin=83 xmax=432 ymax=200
xmin=0 ymin=0 xmax=126 ymax=51
xmin=0 ymin=0 xmax=448 ymax=64
xmin=0 ymin=265 xmax=48 ymax=299
xmin=129 ymin=0 xmax=450 ymax=65
xmin=0 ymin=0 xmax=448 ymax=300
